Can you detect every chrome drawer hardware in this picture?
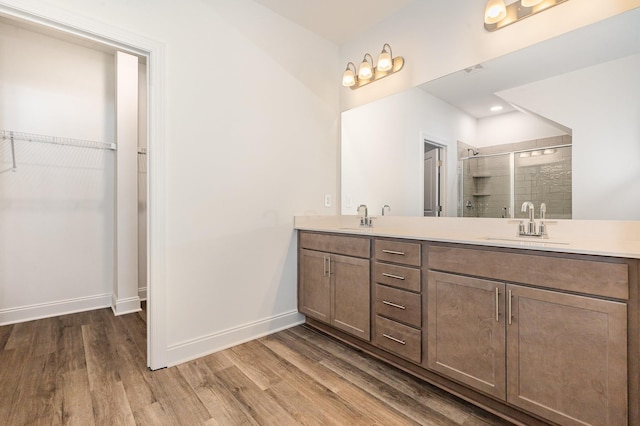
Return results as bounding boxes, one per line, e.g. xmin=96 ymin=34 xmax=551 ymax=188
xmin=382 ymin=273 xmax=405 ymax=280
xmin=382 ymin=300 xmax=406 ymax=310
xmin=382 ymin=249 xmax=405 ymax=255
xmin=382 ymin=334 xmax=406 ymax=345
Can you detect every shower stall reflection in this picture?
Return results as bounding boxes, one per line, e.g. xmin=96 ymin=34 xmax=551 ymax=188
xmin=459 ymin=145 xmax=571 ymax=219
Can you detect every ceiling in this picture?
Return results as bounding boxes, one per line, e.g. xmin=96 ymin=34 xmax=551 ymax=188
xmin=252 ymin=0 xmax=414 ymax=44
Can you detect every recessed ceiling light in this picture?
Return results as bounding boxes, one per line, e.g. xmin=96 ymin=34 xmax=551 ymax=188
xmin=490 ymin=105 xmax=503 ymax=112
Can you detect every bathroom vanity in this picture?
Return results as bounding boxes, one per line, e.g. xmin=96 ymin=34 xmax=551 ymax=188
xmin=295 ymin=216 xmax=640 ymax=426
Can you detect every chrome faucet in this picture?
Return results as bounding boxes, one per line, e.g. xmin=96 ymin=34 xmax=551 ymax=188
xmin=382 ymin=205 xmax=390 ymax=216
xmin=357 ymin=204 xmax=373 ymax=227
xmin=518 ymin=201 xmax=548 ymax=237
xmin=539 ymin=203 xmax=547 ymax=236
xmin=521 ymin=202 xmax=535 ymax=235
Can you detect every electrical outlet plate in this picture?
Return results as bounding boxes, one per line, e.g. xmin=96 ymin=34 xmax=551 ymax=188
xmin=324 ymin=194 xmax=331 ymax=207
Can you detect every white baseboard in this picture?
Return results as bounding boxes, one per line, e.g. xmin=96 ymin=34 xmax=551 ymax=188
xmin=166 ymin=310 xmax=305 ymax=367
xmin=138 ymin=286 xmax=147 ymax=301
xmin=0 ymin=293 xmax=112 ymax=326
xmin=111 ymin=295 xmax=142 ymax=316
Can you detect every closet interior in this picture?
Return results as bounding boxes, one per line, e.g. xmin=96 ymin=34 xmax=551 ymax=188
xmin=0 ymin=15 xmax=148 ymax=325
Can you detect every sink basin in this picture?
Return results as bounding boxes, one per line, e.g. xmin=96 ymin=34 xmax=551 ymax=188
xmin=339 ymin=226 xmax=373 ymax=233
xmin=483 ymin=236 xmax=569 ymax=246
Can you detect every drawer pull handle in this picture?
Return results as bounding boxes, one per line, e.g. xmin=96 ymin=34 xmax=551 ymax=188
xmin=382 ymin=300 xmax=406 ymax=310
xmin=382 ymin=273 xmax=405 ymax=281
xmin=382 ymin=249 xmax=405 ymax=256
xmin=383 ymin=334 xmax=406 ymax=345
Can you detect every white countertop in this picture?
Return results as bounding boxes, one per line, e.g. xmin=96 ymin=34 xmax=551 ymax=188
xmin=294 ymin=215 xmax=640 ymax=259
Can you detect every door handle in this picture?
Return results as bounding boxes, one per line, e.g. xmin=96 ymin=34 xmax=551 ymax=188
xmin=508 ymin=289 xmax=513 ymax=325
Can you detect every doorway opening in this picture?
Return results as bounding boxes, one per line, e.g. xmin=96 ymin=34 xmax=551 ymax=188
xmin=424 ymin=140 xmax=446 ymax=217
xmin=0 ymin=4 xmax=164 ymax=369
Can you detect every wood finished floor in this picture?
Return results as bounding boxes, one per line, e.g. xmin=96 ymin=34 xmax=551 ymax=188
xmin=0 ymin=307 xmax=512 ymax=425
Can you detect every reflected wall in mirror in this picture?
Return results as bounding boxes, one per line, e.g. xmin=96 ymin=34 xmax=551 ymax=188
xmin=341 ymin=8 xmax=640 ymax=220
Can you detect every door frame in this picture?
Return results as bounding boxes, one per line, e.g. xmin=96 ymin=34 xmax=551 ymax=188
xmin=420 ymin=133 xmax=447 ymax=217
xmin=0 ymin=1 xmax=168 ymax=370
xmin=423 ymin=145 xmax=441 ymax=216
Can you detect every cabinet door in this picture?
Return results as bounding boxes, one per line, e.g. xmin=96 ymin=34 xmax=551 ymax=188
xmin=506 ymin=285 xmax=627 ymax=426
xmin=299 ymin=249 xmax=330 ymax=323
xmin=427 ymin=271 xmax=506 ymax=399
xmin=331 ymin=253 xmax=371 ymax=341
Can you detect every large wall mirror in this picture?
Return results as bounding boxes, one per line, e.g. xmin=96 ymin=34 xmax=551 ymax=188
xmin=341 ymin=8 xmax=640 ymax=221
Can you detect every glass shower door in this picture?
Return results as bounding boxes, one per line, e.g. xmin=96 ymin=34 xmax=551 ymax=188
xmin=514 ymin=146 xmax=572 ymax=219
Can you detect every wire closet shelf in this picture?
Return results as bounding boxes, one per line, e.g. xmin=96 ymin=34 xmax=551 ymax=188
xmin=1 ymin=129 xmax=116 ymax=172
xmin=1 ymin=130 xmax=116 ymax=151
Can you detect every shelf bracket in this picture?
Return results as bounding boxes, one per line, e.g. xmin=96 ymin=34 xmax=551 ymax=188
xmin=7 ymin=131 xmax=17 ymax=172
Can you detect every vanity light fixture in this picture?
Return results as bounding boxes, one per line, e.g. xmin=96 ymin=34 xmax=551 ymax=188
xmin=484 ymin=0 xmax=507 ymax=25
xmin=490 ymin=105 xmax=504 ymax=112
xmin=484 ymin=0 xmax=569 ymax=32
xmin=342 ymin=43 xmax=404 ymax=90
xmin=342 ymin=62 xmax=357 ymax=87
xmin=358 ymin=53 xmax=374 ymax=80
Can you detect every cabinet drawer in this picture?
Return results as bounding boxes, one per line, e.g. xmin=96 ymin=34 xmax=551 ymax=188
xmin=375 ymin=284 xmax=421 ymax=328
xmin=428 ymin=245 xmax=629 ymax=300
xmin=375 ymin=240 xmax=421 ymax=267
xmin=299 ymin=232 xmax=370 ymax=258
xmin=374 ymin=262 xmax=421 ymax=292
xmin=374 ymin=316 xmax=421 ymax=364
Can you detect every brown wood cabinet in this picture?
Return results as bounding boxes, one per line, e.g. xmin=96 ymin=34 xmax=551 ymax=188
xmin=506 ymin=285 xmax=627 ymax=426
xmin=372 ymin=239 xmax=423 ymax=364
xmin=427 ymin=272 xmax=506 ymax=399
xmin=299 ymin=249 xmax=330 ymax=322
xmin=298 ymin=232 xmax=371 ymax=341
xmin=427 ymin=271 xmax=628 ymax=425
xmin=428 ymin=245 xmax=630 ymax=426
xmin=299 ymin=232 xmax=638 ymax=426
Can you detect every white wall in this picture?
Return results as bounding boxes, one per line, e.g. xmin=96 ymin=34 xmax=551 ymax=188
xmin=499 ymin=53 xmax=640 ymax=220
xmin=341 ymin=87 xmax=475 ymax=217
xmin=0 ymin=0 xmax=341 ymax=365
xmin=339 ymin=0 xmax=640 ymax=111
xmin=0 ymin=20 xmax=116 ymax=323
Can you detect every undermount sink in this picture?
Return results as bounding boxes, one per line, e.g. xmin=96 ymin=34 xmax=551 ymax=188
xmin=339 ymin=226 xmax=373 ymax=232
xmin=483 ymin=236 xmax=569 ymax=246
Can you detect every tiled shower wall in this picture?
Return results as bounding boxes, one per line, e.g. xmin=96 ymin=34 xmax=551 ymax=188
xmin=459 ymin=136 xmax=572 ymax=219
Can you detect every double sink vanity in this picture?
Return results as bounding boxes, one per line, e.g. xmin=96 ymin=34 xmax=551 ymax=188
xmin=295 ymin=215 xmax=640 ymax=426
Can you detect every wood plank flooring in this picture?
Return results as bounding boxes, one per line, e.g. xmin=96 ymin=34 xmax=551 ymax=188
xmin=0 ymin=307 xmax=512 ymax=425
